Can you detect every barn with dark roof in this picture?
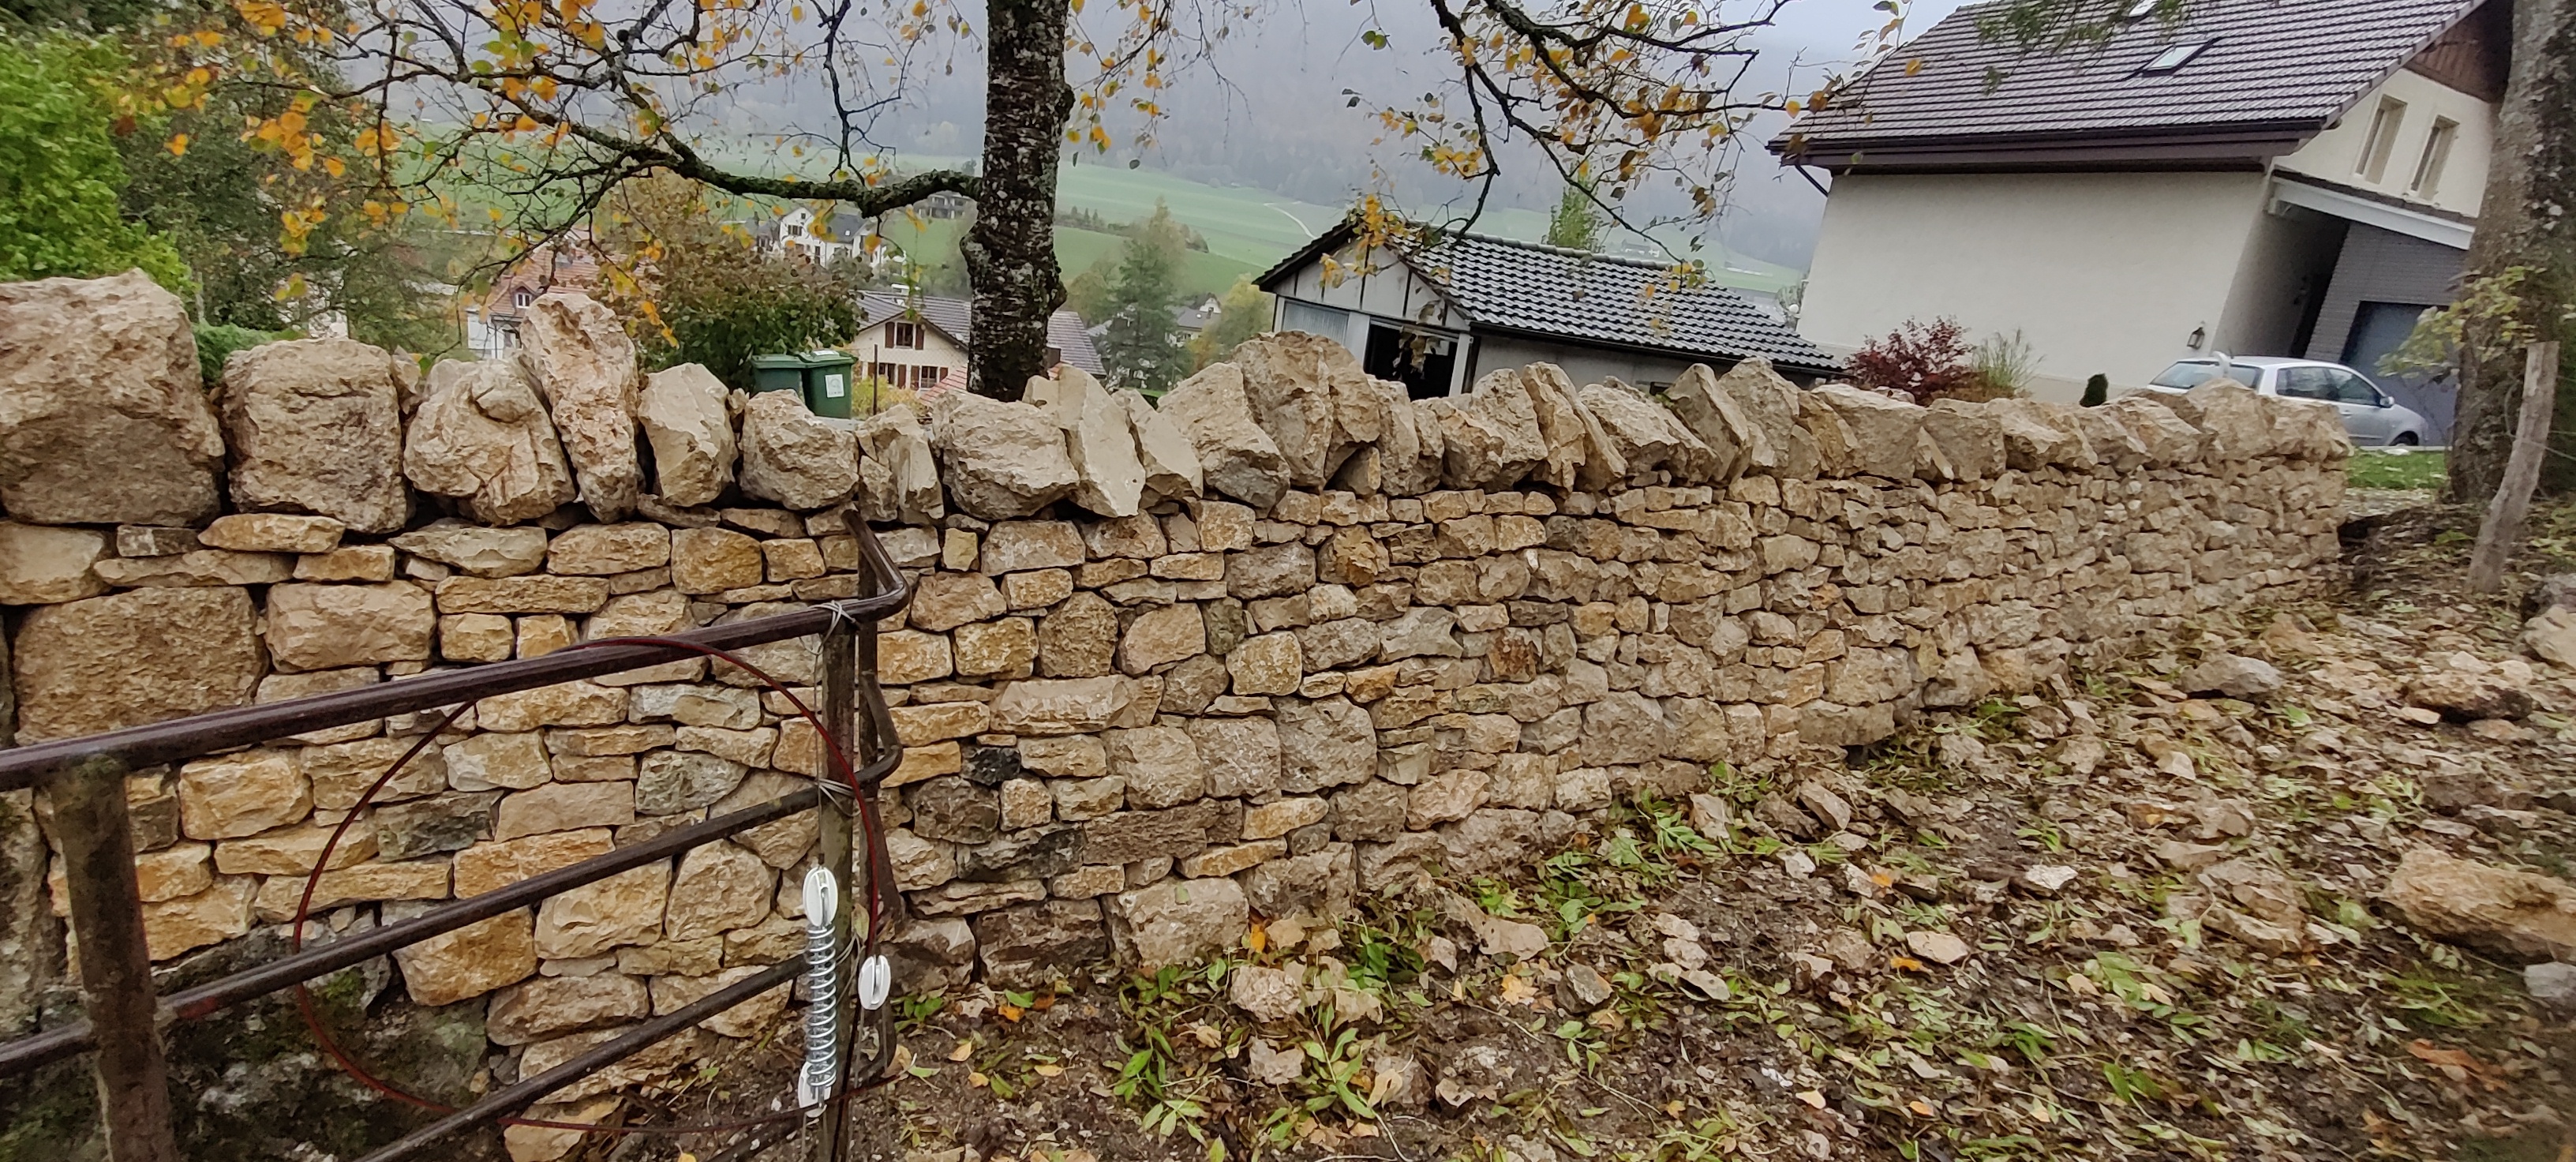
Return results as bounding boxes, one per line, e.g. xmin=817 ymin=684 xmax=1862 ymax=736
xmin=1255 ymin=219 xmax=1840 ymax=399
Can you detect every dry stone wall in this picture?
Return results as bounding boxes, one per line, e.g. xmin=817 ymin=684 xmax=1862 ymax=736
xmin=0 ymin=271 xmax=2348 ymax=1089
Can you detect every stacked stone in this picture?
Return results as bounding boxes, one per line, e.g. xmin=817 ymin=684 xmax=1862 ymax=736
xmin=0 ymin=270 xmax=2349 ymax=1093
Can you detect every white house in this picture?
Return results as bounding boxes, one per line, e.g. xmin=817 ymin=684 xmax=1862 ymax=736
xmin=852 ymin=290 xmax=1103 ymax=402
xmin=1256 ymin=219 xmax=1840 ymax=399
xmin=1771 ymin=0 xmax=2507 ymax=422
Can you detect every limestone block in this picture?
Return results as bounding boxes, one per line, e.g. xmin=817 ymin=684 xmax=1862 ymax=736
xmin=296 ymin=545 xmax=397 ymax=583
xmin=1579 ymin=381 xmax=1717 ymax=485
xmin=547 ymin=523 xmax=671 ymax=575
xmin=650 ymin=965 xmax=790 ymax=1039
xmin=1157 ymin=364 xmax=1288 ymax=508
xmin=635 ymin=363 xmax=736 ymax=507
xmin=13 ymin=587 xmax=263 ymax=742
xmin=1230 ymin=332 xmax=1380 ymax=489
xmin=1187 ymin=716 xmax=1282 ymax=798
xmin=1228 ymin=632 xmax=1303 ymax=695
xmin=488 ymin=973 xmax=651 ymax=1045
xmin=636 ymin=750 xmax=747 ymax=815
xmin=88 ymin=549 xmax=293 ymax=588
xmin=670 ymin=527 xmax=766 ymax=594
xmin=455 ymin=829 xmax=616 ymax=897
xmin=981 ymin=521 xmax=1087 ymax=574
xmin=854 ymin=403 xmax=944 ymax=525
xmin=434 ymin=575 xmax=611 ymax=615
xmin=1810 ymin=384 xmax=1923 ymax=479
xmin=444 ymin=733 xmax=555 ymax=791
xmin=1278 ymin=696 xmax=1376 ymax=793
xmin=395 ymin=909 xmax=537 ymax=1006
xmin=534 ymin=863 xmax=669 ymax=959
xmin=1921 ymin=400 xmax=2005 ymax=482
xmin=1518 ymin=363 xmax=1623 ymax=489
xmin=664 ymin=841 xmax=774 ymax=940
xmin=518 ymin=291 xmax=642 ymax=520
xmin=1107 ymin=877 xmax=1248 ymax=968
xmin=1118 ymin=603 xmax=1206 ymax=675
xmin=975 ymin=900 xmax=1110 ymax=988
xmin=909 ymin=572 xmax=1008 ymax=632
xmin=1106 ymin=727 xmax=1206 ymax=809
xmin=199 ymin=512 xmax=345 ymax=554
xmin=477 ymin=681 xmax=627 ymax=733
xmin=265 ymin=583 xmax=436 ymax=671
xmin=0 ymin=272 xmax=223 ymax=526
xmin=403 ymin=359 xmax=578 ymax=525
xmin=393 ymin=522 xmax=551 ymax=578
xmin=214 ymin=822 xmax=376 ymax=876
xmin=0 ymin=522 xmax=107 ymax=605
xmin=140 ymin=877 xmax=257 ymax=959
xmin=990 ymin=677 xmax=1139 ymax=736
xmin=1020 ymin=735 xmax=1110 ymax=779
xmin=496 ymin=782 xmax=636 ymax=840
xmin=1241 ymin=843 xmax=1355 ymax=920
xmin=1035 ymin=366 xmax=1147 ymax=517
xmin=219 ymin=338 xmax=409 ymax=531
xmin=927 ymin=390 xmax=1077 ymax=519
xmin=250 ymin=859 xmax=448 ymax=920
xmin=879 ymin=630 xmax=956 ymax=685
xmin=1118 ymin=389 xmax=1204 ymax=500
xmin=890 ymin=701 xmax=994 ymax=744
xmin=1437 ymin=369 xmax=1546 ymax=489
xmin=738 ymin=389 xmax=860 ymax=511
xmin=955 ymin=618 xmax=1037 ymax=678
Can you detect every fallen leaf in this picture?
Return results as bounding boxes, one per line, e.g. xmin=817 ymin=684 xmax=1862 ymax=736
xmin=1795 ymin=1089 xmax=1827 ymax=1109
xmin=1186 ymin=1022 xmax=1223 ymax=1049
xmin=1246 ymin=923 xmax=1267 ymax=956
xmin=1908 ymin=1100 xmax=1935 ymax=1118
xmin=968 ymin=1070 xmax=989 ymax=1089
xmin=1032 ymin=1063 xmax=1064 ymax=1078
xmin=1499 ymin=973 xmax=1539 ymax=1006
xmin=949 ymin=1040 xmax=974 ymax=1062
xmin=998 ymin=1003 xmax=1024 ymax=1022
xmin=1890 ymin=955 xmax=1926 ymax=973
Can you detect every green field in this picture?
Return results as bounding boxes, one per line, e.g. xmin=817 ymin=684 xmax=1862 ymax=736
xmin=434 ymin=133 xmax=1801 ymax=301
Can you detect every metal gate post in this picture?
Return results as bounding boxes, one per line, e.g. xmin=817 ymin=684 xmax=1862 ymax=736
xmin=812 ymin=615 xmax=859 ymax=1162
xmin=53 ymin=756 xmax=181 ymax=1162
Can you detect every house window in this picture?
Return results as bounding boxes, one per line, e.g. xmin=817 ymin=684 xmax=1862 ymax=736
xmin=2357 ymin=97 xmax=2408 ymax=182
xmin=919 ymin=365 xmax=944 ymax=388
xmin=2409 ymin=117 xmax=2458 ymax=199
xmin=872 ymin=362 xmax=901 ymax=388
xmin=2137 ymin=39 xmax=2211 ymax=74
xmin=511 ymin=290 xmax=534 ymax=309
xmin=886 ymin=320 xmax=923 ymax=350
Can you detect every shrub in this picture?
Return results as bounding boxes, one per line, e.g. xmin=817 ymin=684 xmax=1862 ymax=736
xmin=1958 ymin=329 xmax=2039 ymax=401
xmin=193 ymin=323 xmax=293 ymax=386
xmin=1847 ymin=317 xmax=1973 ymax=403
xmin=2081 ymin=373 xmax=2110 ymax=407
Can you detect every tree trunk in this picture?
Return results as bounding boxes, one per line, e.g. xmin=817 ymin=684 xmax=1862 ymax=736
xmin=960 ymin=0 xmax=1073 ymax=401
xmin=2441 ymin=0 xmax=2575 ymax=503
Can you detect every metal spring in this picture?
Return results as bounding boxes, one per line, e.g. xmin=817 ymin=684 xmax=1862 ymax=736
xmin=797 ymin=866 xmax=841 ymax=1111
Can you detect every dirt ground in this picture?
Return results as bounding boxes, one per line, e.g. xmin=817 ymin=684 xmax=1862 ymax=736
xmin=568 ymin=494 xmax=2576 ymax=1162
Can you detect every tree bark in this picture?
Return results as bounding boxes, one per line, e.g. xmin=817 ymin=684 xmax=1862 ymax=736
xmin=2441 ymin=0 xmax=2575 ymax=503
xmin=960 ymin=0 xmax=1074 ymax=401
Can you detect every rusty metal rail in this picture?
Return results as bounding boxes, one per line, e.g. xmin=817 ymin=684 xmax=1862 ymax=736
xmin=0 ymin=513 xmax=914 ymax=1162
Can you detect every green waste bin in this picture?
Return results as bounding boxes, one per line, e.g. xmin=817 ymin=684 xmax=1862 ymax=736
xmin=803 ymin=350 xmax=857 ymax=419
xmin=750 ymin=353 xmax=811 ymax=399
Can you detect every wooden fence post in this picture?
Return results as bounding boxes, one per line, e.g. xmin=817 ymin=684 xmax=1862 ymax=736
xmin=2469 ymin=339 xmax=2564 ymax=593
xmin=53 ymin=755 xmax=181 ymax=1162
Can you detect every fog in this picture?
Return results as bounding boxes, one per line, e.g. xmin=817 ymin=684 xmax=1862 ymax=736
xmin=710 ymin=0 xmax=1968 ymax=269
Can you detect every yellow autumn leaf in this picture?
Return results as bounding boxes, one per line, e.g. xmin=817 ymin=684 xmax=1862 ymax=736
xmin=166 ymin=133 xmax=189 ymax=156
xmin=948 ymin=1039 xmax=974 ymax=1061
xmin=1032 ymin=1064 xmax=1063 ymax=1078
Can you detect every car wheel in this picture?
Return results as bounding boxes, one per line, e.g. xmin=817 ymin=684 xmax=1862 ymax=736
xmin=2393 ymin=432 xmax=2421 ymax=446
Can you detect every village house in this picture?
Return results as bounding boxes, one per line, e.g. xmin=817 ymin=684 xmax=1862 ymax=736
xmin=853 ymin=290 xmax=1104 ymax=402
xmin=1772 ymin=0 xmax=2508 ymax=410
xmin=1256 ymin=218 xmax=1840 ymax=399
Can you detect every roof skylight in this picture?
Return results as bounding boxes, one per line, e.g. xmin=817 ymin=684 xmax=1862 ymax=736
xmin=2124 ymin=0 xmax=2160 ymax=17
xmin=2139 ymin=39 xmax=2212 ymax=73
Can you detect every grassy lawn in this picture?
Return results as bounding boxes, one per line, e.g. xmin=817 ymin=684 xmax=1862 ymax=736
xmin=2349 ymin=447 xmax=2446 ymax=489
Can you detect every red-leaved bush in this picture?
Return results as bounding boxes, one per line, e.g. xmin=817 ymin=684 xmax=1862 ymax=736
xmin=1847 ymin=317 xmax=1974 ymax=403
